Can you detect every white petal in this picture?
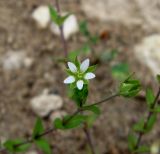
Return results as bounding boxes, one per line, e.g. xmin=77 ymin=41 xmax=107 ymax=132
xmin=68 ymin=62 xmax=77 ymax=73
xmin=64 ymin=76 xmax=75 ymax=84
xmin=76 ymin=80 xmax=84 ymax=90
xmin=80 ymin=59 xmax=89 ymax=72
xmin=84 ymin=72 xmax=96 ymax=80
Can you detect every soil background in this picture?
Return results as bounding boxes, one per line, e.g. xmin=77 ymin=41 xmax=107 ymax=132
xmin=0 ymin=0 xmax=159 ymax=154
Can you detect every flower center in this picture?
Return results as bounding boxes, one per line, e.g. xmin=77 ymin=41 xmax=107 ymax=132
xmin=77 ymin=71 xmax=83 ymax=79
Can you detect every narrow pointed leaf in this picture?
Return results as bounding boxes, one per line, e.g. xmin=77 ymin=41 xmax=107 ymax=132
xmin=4 ymin=139 xmax=30 ymax=153
xmin=35 ymin=138 xmax=51 ymax=154
xmin=146 ymin=88 xmax=155 ymax=108
xmin=128 ymin=133 xmax=137 ymax=151
xmin=63 ymin=115 xmax=86 ymax=129
xmin=82 ymin=105 xmax=101 ymax=115
xmin=133 ymin=118 xmax=145 ymax=133
xmin=32 ymin=118 xmax=44 ymax=139
xmin=134 ymin=145 xmax=150 ymax=153
xmin=145 ymin=113 xmax=157 ymax=133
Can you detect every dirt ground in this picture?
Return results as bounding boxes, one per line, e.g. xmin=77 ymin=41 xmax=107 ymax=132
xmin=0 ymin=0 xmax=159 ymax=154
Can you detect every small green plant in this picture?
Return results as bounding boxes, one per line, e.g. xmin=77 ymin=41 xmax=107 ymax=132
xmin=128 ymin=75 xmax=160 ymax=153
xmin=1 ymin=0 xmax=160 ymax=154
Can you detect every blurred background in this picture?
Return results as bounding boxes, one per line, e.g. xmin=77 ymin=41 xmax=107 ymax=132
xmin=0 ymin=0 xmax=160 ymax=154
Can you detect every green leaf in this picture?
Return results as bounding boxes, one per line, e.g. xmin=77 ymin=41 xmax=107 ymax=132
xmin=54 ymin=115 xmax=87 ymax=129
xmin=58 ymin=13 xmax=70 ymax=26
xmin=4 ymin=139 xmax=30 ymax=153
xmin=133 ymin=118 xmax=145 ymax=133
xmin=32 ymin=118 xmax=44 ymax=139
xmin=82 ymin=105 xmax=101 ymax=115
xmin=119 ymin=76 xmax=141 ymax=98
xmin=54 ymin=118 xmax=65 ymax=129
xmin=134 ymin=145 xmax=150 ymax=153
xmin=111 ymin=63 xmax=129 ymax=80
xmin=35 ymin=138 xmax=51 ymax=154
xmin=145 ymin=113 xmax=157 ymax=133
xmin=128 ymin=133 xmax=137 ymax=151
xmin=49 ymin=5 xmax=59 ymax=24
xmin=156 ymin=74 xmax=160 ymax=84
xmin=63 ymin=115 xmax=86 ymax=129
xmin=146 ymin=88 xmax=155 ymax=108
xmin=151 ymin=106 xmax=160 ymax=113
xmin=49 ymin=5 xmax=70 ymax=26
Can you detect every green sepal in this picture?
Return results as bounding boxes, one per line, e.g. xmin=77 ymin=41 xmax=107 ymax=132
xmin=87 ymin=65 xmax=97 ymax=73
xmin=119 ymin=75 xmax=141 ymax=98
xmin=71 ymin=85 xmax=88 ymax=107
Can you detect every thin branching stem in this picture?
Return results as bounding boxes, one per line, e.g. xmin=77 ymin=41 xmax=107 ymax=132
xmin=55 ymin=0 xmax=68 ymax=57
xmin=84 ymin=93 xmax=119 ymax=107
xmin=0 ymin=93 xmax=118 ymax=153
xmin=135 ymin=87 xmax=160 ymax=149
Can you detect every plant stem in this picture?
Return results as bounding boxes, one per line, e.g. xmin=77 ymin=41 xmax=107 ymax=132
xmin=0 ymin=93 xmax=118 ymax=153
xmin=84 ymin=93 xmax=119 ymax=108
xmin=55 ymin=0 xmax=68 ymax=57
xmin=83 ymin=125 xmax=96 ymax=154
xmin=135 ymin=87 xmax=160 ymax=149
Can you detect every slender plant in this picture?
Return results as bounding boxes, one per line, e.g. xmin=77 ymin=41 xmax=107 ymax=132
xmin=1 ymin=1 xmax=160 ymax=154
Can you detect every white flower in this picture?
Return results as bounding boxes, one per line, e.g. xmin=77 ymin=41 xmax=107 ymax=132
xmin=64 ymin=59 xmax=96 ymax=90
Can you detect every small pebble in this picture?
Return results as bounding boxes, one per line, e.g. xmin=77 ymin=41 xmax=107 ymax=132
xmin=30 ymin=90 xmax=63 ymax=117
xmin=32 ymin=5 xmax=50 ymax=29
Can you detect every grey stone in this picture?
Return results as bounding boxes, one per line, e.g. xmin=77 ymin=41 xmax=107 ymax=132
xmin=1 ymin=51 xmax=33 ymax=70
xmin=30 ymin=90 xmax=63 ymax=117
xmin=81 ymin=0 xmax=160 ymax=31
xmin=134 ymin=34 xmax=160 ymax=76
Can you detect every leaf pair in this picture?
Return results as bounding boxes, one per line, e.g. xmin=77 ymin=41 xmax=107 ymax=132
xmin=32 ymin=118 xmax=51 ymax=154
xmin=54 ymin=105 xmax=101 ymax=130
xmin=133 ymin=114 xmax=157 ymax=134
xmin=54 ymin=114 xmax=87 ymax=129
xmin=49 ymin=5 xmax=70 ymax=26
xmin=3 ymin=118 xmax=51 ymax=154
xmin=128 ymin=133 xmax=149 ymax=153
